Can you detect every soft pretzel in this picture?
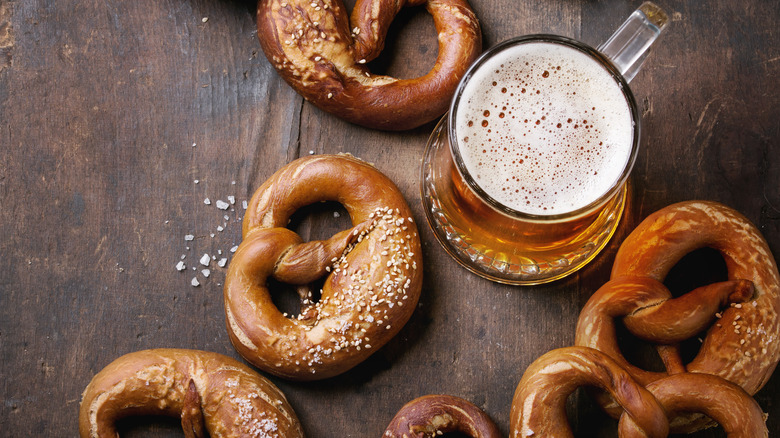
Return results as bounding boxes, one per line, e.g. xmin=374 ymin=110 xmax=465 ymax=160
xmin=576 ymin=200 xmax=780 ymax=431
xmin=618 ymin=373 xmax=768 ymax=437
xmin=383 ymin=394 xmax=501 ymax=438
xmin=256 ymin=0 xmax=482 ymax=130
xmin=79 ymin=349 xmax=303 ymax=438
xmin=224 ymin=154 xmax=423 ymax=380
xmin=509 ymin=346 xmax=669 ymax=438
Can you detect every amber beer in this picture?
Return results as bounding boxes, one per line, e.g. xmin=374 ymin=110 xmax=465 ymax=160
xmin=422 ymin=36 xmax=640 ymax=284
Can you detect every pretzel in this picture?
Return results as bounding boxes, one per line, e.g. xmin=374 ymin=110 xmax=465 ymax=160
xmin=79 ymin=349 xmax=303 ymax=438
xmin=576 ymin=200 xmax=780 ymax=431
xmin=383 ymin=394 xmax=501 ymax=438
xmin=618 ymin=373 xmax=768 ymax=437
xmin=224 ymin=154 xmax=423 ymax=380
xmin=256 ymin=0 xmax=482 ymax=130
xmin=509 ymin=346 xmax=669 ymax=438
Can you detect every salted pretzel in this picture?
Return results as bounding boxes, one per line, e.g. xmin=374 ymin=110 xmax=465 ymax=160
xmin=618 ymin=373 xmax=768 ymax=437
xmin=79 ymin=349 xmax=303 ymax=438
xmin=576 ymin=200 xmax=780 ymax=432
xmin=509 ymin=346 xmax=669 ymax=438
xmin=383 ymin=394 xmax=501 ymax=438
xmin=224 ymin=154 xmax=423 ymax=380
xmin=256 ymin=0 xmax=482 ymax=130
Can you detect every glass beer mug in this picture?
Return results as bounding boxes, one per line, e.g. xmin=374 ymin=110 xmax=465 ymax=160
xmin=421 ymin=3 xmax=669 ymax=285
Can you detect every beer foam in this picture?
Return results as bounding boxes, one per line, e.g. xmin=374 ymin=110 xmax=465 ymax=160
xmin=455 ymin=41 xmax=634 ymax=216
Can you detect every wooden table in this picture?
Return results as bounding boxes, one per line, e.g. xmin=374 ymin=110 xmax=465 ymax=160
xmin=2 ymin=0 xmax=779 ymax=436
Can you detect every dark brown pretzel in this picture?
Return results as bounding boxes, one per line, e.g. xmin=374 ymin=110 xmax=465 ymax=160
xmin=383 ymin=394 xmax=501 ymax=438
xmin=79 ymin=349 xmax=303 ymax=438
xmin=576 ymin=200 xmax=780 ymax=432
xmin=256 ymin=0 xmax=482 ymax=130
xmin=224 ymin=154 xmax=423 ymax=380
xmin=618 ymin=373 xmax=768 ymax=437
xmin=509 ymin=346 xmax=669 ymax=438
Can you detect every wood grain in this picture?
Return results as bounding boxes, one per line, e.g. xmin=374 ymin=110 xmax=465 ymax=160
xmin=1 ymin=0 xmax=778 ymax=436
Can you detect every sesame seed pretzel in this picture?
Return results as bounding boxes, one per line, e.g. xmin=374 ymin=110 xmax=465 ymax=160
xmin=618 ymin=373 xmax=768 ymax=437
xmin=575 ymin=200 xmax=780 ymax=432
xmin=224 ymin=154 xmax=423 ymax=380
xmin=256 ymin=0 xmax=482 ymax=130
xmin=79 ymin=349 xmax=303 ymax=438
xmin=509 ymin=346 xmax=669 ymax=438
xmin=383 ymin=394 xmax=501 ymax=438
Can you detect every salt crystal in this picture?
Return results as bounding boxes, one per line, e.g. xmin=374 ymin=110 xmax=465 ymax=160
xmin=216 ymin=200 xmax=230 ymax=210
xmin=230 ymin=245 xmax=239 ymax=253
xmin=176 ymin=261 xmax=186 ymax=271
xmin=204 ymin=198 xmax=211 ymax=205
xmin=202 ymin=269 xmax=210 ymax=277
xmin=218 ymin=258 xmax=228 ymax=267
xmin=227 ymin=196 xmax=235 ymax=204
xmin=184 ymin=234 xmax=194 ymax=241
xmin=242 ymin=200 xmax=248 ymax=209
xmin=200 ymin=254 xmax=211 ymax=266
xmin=191 ymin=278 xmax=200 ymax=287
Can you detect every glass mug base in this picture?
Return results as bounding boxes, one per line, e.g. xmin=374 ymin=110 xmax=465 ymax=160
xmin=421 ymin=116 xmax=626 ymax=285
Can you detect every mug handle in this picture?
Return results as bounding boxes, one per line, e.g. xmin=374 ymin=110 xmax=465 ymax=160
xmin=598 ymin=2 xmax=669 ymax=83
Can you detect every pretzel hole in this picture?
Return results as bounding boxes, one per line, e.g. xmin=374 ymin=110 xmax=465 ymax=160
xmin=361 ymin=6 xmax=437 ymax=81
xmin=267 ymin=277 xmax=321 ymax=319
xmin=664 ymin=247 xmax=729 ymax=297
xmin=286 ymin=200 xmax=352 ymax=242
xmin=663 ymin=247 xmax=728 ymax=363
xmin=115 ymin=415 xmax=181 ymax=436
xmin=615 ymin=318 xmax=667 ymax=373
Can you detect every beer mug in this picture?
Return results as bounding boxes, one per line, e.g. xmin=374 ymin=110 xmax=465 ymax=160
xmin=421 ymin=3 xmax=668 ymax=285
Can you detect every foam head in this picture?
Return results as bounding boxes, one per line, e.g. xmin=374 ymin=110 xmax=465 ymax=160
xmin=453 ymin=39 xmax=636 ymax=216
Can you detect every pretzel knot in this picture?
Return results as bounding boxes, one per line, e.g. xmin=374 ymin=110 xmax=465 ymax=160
xmin=256 ymin=0 xmax=482 ymax=130
xmin=79 ymin=349 xmax=303 ymax=438
xmin=509 ymin=346 xmax=669 ymax=438
xmin=383 ymin=394 xmax=501 ymax=438
xmin=576 ymin=201 xmax=780 ymax=432
xmin=224 ymin=154 xmax=423 ymax=380
xmin=618 ymin=373 xmax=768 ymax=437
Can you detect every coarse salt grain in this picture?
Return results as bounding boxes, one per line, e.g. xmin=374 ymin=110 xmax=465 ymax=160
xmin=216 ymin=200 xmax=230 ymax=210
xmin=176 ymin=261 xmax=186 ymax=271
xmin=202 ymin=269 xmax=210 ymax=278
xmin=191 ymin=278 xmax=200 ymax=287
xmin=200 ymin=254 xmax=211 ymax=266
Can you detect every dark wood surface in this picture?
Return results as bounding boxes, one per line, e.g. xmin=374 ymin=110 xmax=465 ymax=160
xmin=1 ymin=0 xmax=779 ymax=436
